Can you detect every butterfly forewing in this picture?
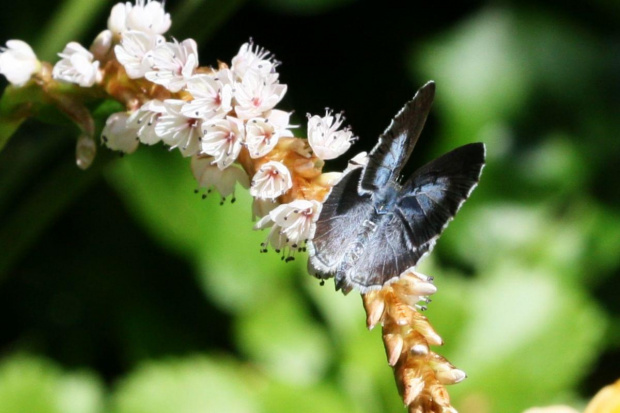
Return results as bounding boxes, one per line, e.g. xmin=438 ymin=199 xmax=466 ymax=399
xmin=308 ymin=167 xmax=373 ymax=276
xmin=359 ymin=81 xmax=435 ymax=194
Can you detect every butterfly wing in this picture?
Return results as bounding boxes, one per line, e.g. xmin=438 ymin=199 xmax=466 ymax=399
xmin=308 ymin=167 xmax=373 ymax=278
xmin=333 ymin=211 xmax=422 ymax=293
xmin=394 ymin=142 xmax=486 ymax=256
xmin=359 ymin=81 xmax=435 ymax=194
xmin=336 ymin=143 xmax=486 ymax=293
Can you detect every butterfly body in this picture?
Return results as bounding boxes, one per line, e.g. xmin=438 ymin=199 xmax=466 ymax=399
xmin=308 ymin=81 xmax=485 ymax=294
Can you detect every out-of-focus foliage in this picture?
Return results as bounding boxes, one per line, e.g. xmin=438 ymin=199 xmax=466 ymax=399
xmin=0 ymin=1 xmax=619 ymax=413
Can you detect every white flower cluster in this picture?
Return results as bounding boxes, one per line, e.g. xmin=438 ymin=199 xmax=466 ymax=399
xmin=0 ymin=0 xmax=360 ymax=261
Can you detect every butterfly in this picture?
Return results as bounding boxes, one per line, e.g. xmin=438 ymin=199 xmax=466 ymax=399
xmin=307 ymin=81 xmax=485 ymax=294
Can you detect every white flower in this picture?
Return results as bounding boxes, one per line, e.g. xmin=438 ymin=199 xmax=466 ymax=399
xmin=108 ymin=0 xmax=171 ymax=36
xmin=249 ymin=160 xmax=293 ymax=200
xmin=231 ymin=41 xmax=276 ymax=79
xmin=115 ymin=30 xmax=164 ymax=79
xmin=191 ymin=155 xmax=249 ymax=203
xmin=127 ymin=99 xmax=165 ymax=145
xmin=155 ymin=99 xmax=202 ymax=156
xmin=181 ymin=71 xmax=233 ymax=119
xmin=108 ymin=2 xmax=132 ymax=35
xmin=307 ymin=109 xmax=356 ymax=160
xmin=127 ymin=0 xmax=171 ymax=34
xmin=200 ymin=116 xmax=244 ymax=169
xmin=145 ymin=38 xmax=198 ymax=92
xmin=52 ymin=42 xmax=101 ymax=87
xmin=0 ymin=40 xmax=40 ymax=86
xmin=254 ymin=199 xmax=322 ymax=257
xmin=101 ymin=112 xmax=140 ymax=154
xmin=244 ymin=110 xmax=294 ymax=158
xmin=234 ymin=70 xmax=287 ymax=120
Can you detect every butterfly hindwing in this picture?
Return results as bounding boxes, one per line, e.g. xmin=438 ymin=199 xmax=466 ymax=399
xmin=395 ymin=143 xmax=486 ymax=250
xmin=334 ymin=143 xmax=485 ymax=292
xmin=308 ymin=167 xmax=373 ymax=277
xmin=333 ymin=211 xmax=424 ymax=292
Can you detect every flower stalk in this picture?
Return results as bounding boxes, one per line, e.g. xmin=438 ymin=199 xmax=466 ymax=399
xmin=363 ymin=271 xmax=464 ymax=412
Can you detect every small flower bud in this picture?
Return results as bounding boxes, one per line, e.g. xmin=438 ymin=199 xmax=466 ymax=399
xmin=90 ymin=30 xmax=113 ymax=61
xmin=101 ymin=112 xmax=139 ymax=154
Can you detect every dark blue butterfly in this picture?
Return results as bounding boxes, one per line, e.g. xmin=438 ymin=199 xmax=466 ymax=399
xmin=307 ymin=81 xmax=485 ymax=294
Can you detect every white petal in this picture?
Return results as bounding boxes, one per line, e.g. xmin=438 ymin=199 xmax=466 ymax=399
xmin=191 ymin=155 xmax=249 ymax=200
xmin=145 ymin=39 xmax=198 ymax=92
xmin=108 ymin=2 xmax=131 ymax=35
xmin=126 ymin=0 xmax=171 ymax=34
xmin=115 ymin=31 xmax=163 ymax=79
xmin=307 ymin=110 xmax=355 ymax=160
xmin=53 ymin=42 xmax=101 ymax=87
xmin=231 ymin=41 xmax=275 ymax=80
xmin=0 ymin=40 xmax=40 ymax=86
xmin=200 ymin=116 xmax=244 ymax=169
xmin=155 ymin=99 xmax=201 ymax=156
xmin=245 ymin=118 xmax=279 ymax=158
xmin=182 ymin=74 xmax=233 ymax=119
xmin=127 ymin=99 xmax=165 ymax=145
xmin=233 ymin=70 xmax=287 ymax=120
xmin=101 ymin=112 xmax=139 ymax=153
xmin=249 ymin=160 xmax=292 ymax=200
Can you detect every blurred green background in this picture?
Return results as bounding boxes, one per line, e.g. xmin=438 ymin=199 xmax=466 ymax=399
xmin=1 ymin=0 xmax=619 ymax=412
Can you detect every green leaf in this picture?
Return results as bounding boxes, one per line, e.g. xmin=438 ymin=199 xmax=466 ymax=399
xmin=447 ymin=263 xmax=606 ymax=412
xmin=111 ymin=356 xmax=258 ymax=413
xmin=0 ymin=354 xmax=104 ymax=413
xmin=234 ymin=291 xmax=332 ymax=385
xmin=106 ymin=147 xmax=292 ymax=312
